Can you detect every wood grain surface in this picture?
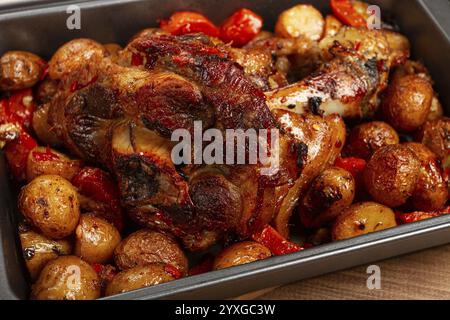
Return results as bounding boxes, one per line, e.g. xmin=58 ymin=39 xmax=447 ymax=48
xmin=242 ymin=245 xmax=450 ymax=300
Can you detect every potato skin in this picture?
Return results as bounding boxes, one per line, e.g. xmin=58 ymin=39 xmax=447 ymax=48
xmin=323 ymin=15 xmax=342 ymax=38
xmin=114 ymin=229 xmax=188 ymax=275
xmin=299 ymin=167 xmax=355 ymax=228
xmin=382 ymin=75 xmax=433 ymax=132
xmin=213 ymin=241 xmax=272 ymax=270
xmin=275 ymin=4 xmax=324 ymax=41
xmin=344 ymin=121 xmax=399 ymax=160
xmin=105 ymin=263 xmax=176 ymax=296
xmin=332 ymin=202 xmax=397 ymax=241
xmin=404 ymin=143 xmax=448 ymax=211
xmin=75 ymin=214 xmax=121 ymax=264
xmin=48 ymin=38 xmax=105 ymax=80
xmin=0 ymin=51 xmax=44 ymax=91
xmin=26 ymin=146 xmax=83 ymax=182
xmin=31 ymin=256 xmax=100 ymax=300
xmin=32 ymin=104 xmax=62 ymax=147
xmin=416 ymin=117 xmax=450 ymax=161
xmin=19 ymin=175 xmax=80 ymax=239
xmin=19 ymin=226 xmax=72 ymax=281
xmin=363 ymin=145 xmax=421 ymax=207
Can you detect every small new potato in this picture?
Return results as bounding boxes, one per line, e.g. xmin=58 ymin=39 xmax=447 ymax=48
xmin=114 ymin=229 xmax=188 ymax=275
xmin=19 ymin=226 xmax=72 ymax=281
xmin=300 ymin=167 xmax=355 ymax=228
xmin=275 ymin=4 xmax=325 ymax=41
xmin=344 ymin=121 xmax=400 ymax=160
xmin=323 ymin=15 xmax=342 ymax=38
xmin=105 ymin=263 xmax=176 ymax=296
xmin=332 ymin=202 xmax=397 ymax=241
xmin=363 ymin=145 xmax=421 ymax=208
xmin=48 ymin=38 xmax=105 ymax=80
xmin=19 ymin=175 xmax=80 ymax=239
xmin=32 ymin=104 xmax=62 ymax=147
xmin=26 ymin=146 xmax=83 ymax=182
xmin=75 ymin=214 xmax=121 ymax=264
xmin=213 ymin=241 xmax=272 ymax=270
xmin=382 ymin=75 xmax=433 ymax=132
xmin=416 ymin=117 xmax=450 ymax=161
xmin=0 ymin=51 xmax=45 ymax=91
xmin=31 ymin=255 xmax=100 ymax=300
xmin=404 ymin=143 xmax=448 ymax=211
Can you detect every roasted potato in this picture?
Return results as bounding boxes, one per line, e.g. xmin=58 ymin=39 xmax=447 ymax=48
xmin=19 ymin=225 xmax=72 ymax=281
xmin=416 ymin=117 xmax=450 ymax=161
xmin=382 ymin=74 xmax=433 ymax=132
xmin=213 ymin=241 xmax=272 ymax=270
xmin=363 ymin=145 xmax=421 ymax=207
xmin=0 ymin=51 xmax=45 ymax=91
xmin=35 ymin=78 xmax=58 ymax=104
xmin=26 ymin=146 xmax=83 ymax=182
xmin=299 ymin=167 xmax=355 ymax=228
xmin=75 ymin=214 xmax=121 ymax=264
xmin=323 ymin=15 xmax=342 ymax=38
xmin=404 ymin=143 xmax=448 ymax=211
xmin=344 ymin=121 xmax=399 ymax=160
xmin=275 ymin=4 xmax=324 ymax=41
xmin=114 ymin=229 xmax=188 ymax=275
xmin=332 ymin=202 xmax=397 ymax=241
xmin=48 ymin=38 xmax=105 ymax=80
xmin=105 ymin=263 xmax=177 ymax=296
xmin=32 ymin=104 xmax=62 ymax=147
xmin=427 ymin=97 xmax=444 ymax=121
xmin=31 ymin=255 xmax=100 ymax=300
xmin=19 ymin=175 xmax=80 ymax=239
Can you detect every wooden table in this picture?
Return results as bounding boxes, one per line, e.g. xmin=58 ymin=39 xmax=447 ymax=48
xmin=242 ymin=245 xmax=450 ymax=300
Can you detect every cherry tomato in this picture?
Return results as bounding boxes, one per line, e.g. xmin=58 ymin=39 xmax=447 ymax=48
xmin=160 ymin=11 xmax=219 ymax=37
xmin=1 ymin=89 xmax=35 ymax=129
xmin=72 ymin=167 xmax=124 ymax=231
xmin=4 ymin=128 xmax=37 ymax=181
xmin=330 ymin=0 xmax=367 ymax=28
xmin=220 ymin=8 xmax=263 ymax=47
xmin=252 ymin=225 xmax=302 ymax=256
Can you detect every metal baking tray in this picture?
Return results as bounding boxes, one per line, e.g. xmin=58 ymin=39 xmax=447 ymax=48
xmin=0 ymin=0 xmax=449 ymax=300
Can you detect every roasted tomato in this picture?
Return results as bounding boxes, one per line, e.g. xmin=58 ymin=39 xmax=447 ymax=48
xmin=160 ymin=11 xmax=219 ymax=37
xmin=252 ymin=225 xmax=302 ymax=256
xmin=220 ymin=8 xmax=263 ymax=47
xmin=7 ymin=89 xmax=36 ymax=129
xmin=330 ymin=0 xmax=367 ymax=28
xmin=396 ymin=206 xmax=450 ymax=224
xmin=5 ymin=129 xmax=37 ymax=181
xmin=72 ymin=167 xmax=124 ymax=231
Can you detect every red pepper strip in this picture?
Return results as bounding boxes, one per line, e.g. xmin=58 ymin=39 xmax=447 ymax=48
xmin=330 ymin=0 xmax=367 ymax=28
xmin=4 ymin=129 xmax=37 ymax=181
xmin=396 ymin=206 xmax=450 ymax=225
xmin=335 ymin=157 xmax=366 ymax=182
xmin=160 ymin=11 xmax=220 ymax=37
xmin=252 ymin=225 xmax=302 ymax=256
xmin=220 ymin=8 xmax=263 ymax=47
xmin=6 ymin=89 xmax=35 ymax=129
xmin=72 ymin=167 xmax=124 ymax=231
xmin=32 ymin=146 xmax=60 ymax=161
xmin=70 ymin=75 xmax=98 ymax=93
xmin=188 ymin=254 xmax=215 ymax=276
xmin=164 ymin=264 xmax=183 ymax=279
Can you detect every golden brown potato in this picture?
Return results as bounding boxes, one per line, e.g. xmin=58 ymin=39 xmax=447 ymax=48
xmin=26 ymin=146 xmax=83 ymax=182
xmin=213 ymin=241 xmax=272 ymax=270
xmin=31 ymin=255 xmax=100 ymax=300
xmin=32 ymin=104 xmax=62 ymax=147
xmin=299 ymin=167 xmax=355 ymax=228
xmin=75 ymin=214 xmax=121 ymax=264
xmin=416 ymin=117 xmax=450 ymax=161
xmin=427 ymin=97 xmax=444 ymax=121
xmin=382 ymin=75 xmax=433 ymax=132
xmin=35 ymin=78 xmax=58 ymax=104
xmin=48 ymin=38 xmax=105 ymax=80
xmin=275 ymin=4 xmax=324 ymax=41
xmin=404 ymin=143 xmax=448 ymax=211
xmin=0 ymin=51 xmax=45 ymax=91
xmin=363 ymin=145 xmax=421 ymax=207
xmin=19 ymin=225 xmax=72 ymax=281
xmin=19 ymin=175 xmax=80 ymax=239
xmin=344 ymin=121 xmax=399 ymax=160
xmin=114 ymin=229 xmax=188 ymax=275
xmin=105 ymin=263 xmax=176 ymax=296
xmin=332 ymin=202 xmax=397 ymax=241
xmin=323 ymin=15 xmax=342 ymax=38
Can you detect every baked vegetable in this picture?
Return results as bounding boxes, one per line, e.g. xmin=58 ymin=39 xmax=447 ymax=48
xmin=275 ymin=4 xmax=325 ymax=41
xmin=160 ymin=11 xmax=219 ymax=37
xmin=0 ymin=51 xmax=45 ymax=91
xmin=220 ymin=8 xmax=263 ymax=47
xmin=213 ymin=241 xmax=272 ymax=270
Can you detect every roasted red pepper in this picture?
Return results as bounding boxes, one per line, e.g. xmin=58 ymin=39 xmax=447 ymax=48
xmin=330 ymin=0 xmax=367 ymax=28
xmin=220 ymin=8 xmax=263 ymax=47
xmin=4 ymin=129 xmax=37 ymax=181
xmin=31 ymin=146 xmax=60 ymax=161
xmin=164 ymin=264 xmax=183 ymax=279
xmin=335 ymin=157 xmax=367 ymax=183
xmin=3 ymin=89 xmax=36 ymax=129
xmin=252 ymin=225 xmax=302 ymax=256
xmin=160 ymin=11 xmax=220 ymax=37
xmin=396 ymin=206 xmax=450 ymax=225
xmin=72 ymin=167 xmax=124 ymax=231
